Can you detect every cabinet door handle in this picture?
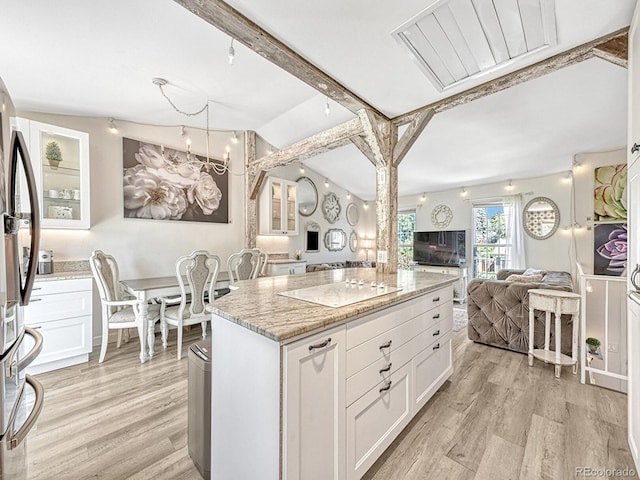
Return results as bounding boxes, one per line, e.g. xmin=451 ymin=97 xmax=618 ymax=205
xmin=379 ymin=340 xmax=392 ymax=350
xmin=433 ymin=330 xmax=440 ymax=336
xmin=433 ymin=297 xmax=440 ymax=302
xmin=31 ymin=287 xmax=41 ymax=291
xmin=308 ymin=337 xmax=331 ymax=351
xmin=29 ymin=298 xmax=42 ymax=302
xmin=433 ymin=343 xmax=441 ymax=351
xmin=433 ymin=313 xmax=440 ymax=319
xmin=632 ymin=143 xmax=640 ymax=154
xmin=379 ymin=381 xmax=392 ymax=393
xmin=379 ymin=363 xmax=392 ymax=374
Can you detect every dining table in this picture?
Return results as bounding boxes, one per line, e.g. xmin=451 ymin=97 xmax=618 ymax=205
xmin=120 ymin=272 xmax=230 ymax=363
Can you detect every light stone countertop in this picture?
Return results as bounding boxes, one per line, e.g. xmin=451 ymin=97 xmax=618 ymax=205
xmin=267 ymin=258 xmax=307 ymax=264
xmin=34 ymin=270 xmax=92 ymax=281
xmin=210 ymin=268 xmax=457 ymax=343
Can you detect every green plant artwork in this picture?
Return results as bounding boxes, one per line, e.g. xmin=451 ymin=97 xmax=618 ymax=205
xmin=45 ymin=141 xmax=62 ymax=162
xmin=594 ymin=163 xmax=627 ymax=221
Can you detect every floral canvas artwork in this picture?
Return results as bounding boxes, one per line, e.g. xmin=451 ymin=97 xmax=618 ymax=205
xmin=594 ymin=163 xmax=627 ymax=221
xmin=122 ymin=137 xmax=228 ymax=223
xmin=594 ymin=223 xmax=627 ymax=276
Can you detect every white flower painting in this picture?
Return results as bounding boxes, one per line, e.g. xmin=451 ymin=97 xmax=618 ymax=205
xmin=122 ymin=138 xmax=228 ymax=223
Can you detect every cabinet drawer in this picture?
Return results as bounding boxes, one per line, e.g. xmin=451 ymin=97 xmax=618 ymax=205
xmin=346 ymin=362 xmax=412 ymax=480
xmin=346 ymin=315 xmax=419 ymax=378
xmin=27 ymin=315 xmax=92 ymax=368
xmin=415 ymin=301 xmax=453 ymax=332
xmin=346 ymin=295 xmax=427 ymax=350
xmin=413 ymin=336 xmax=453 ymax=412
xmin=25 ymin=289 xmax=92 ymax=323
xmin=31 ymin=278 xmax=92 ymax=296
xmin=346 ymin=335 xmax=414 ymax=406
xmin=413 ymin=317 xmax=452 ymax=354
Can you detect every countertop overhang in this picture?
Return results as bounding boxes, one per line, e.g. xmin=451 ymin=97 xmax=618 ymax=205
xmin=210 ymin=268 xmax=457 ymax=343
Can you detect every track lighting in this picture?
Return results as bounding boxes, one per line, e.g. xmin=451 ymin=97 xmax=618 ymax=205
xmin=324 ymin=178 xmax=330 ymax=188
xmin=573 ymin=159 xmax=582 ymax=171
xmin=505 ymin=179 xmax=514 ymax=191
xmin=1 ymin=92 xmax=5 ymax=112
xmin=563 ymin=171 xmax=572 ymax=183
xmin=325 ymin=96 xmax=330 ymax=116
xmin=346 ymin=191 xmax=351 ymax=199
xmin=228 ymin=38 xmax=235 ymax=65
xmin=230 ymin=131 xmax=239 ymax=144
xmin=108 ymin=117 xmax=117 ymax=134
xmin=267 ymin=146 xmax=274 ymax=155
xmin=420 ymin=192 xmax=426 ymax=203
xmin=299 ymin=164 xmax=305 ymax=174
xmin=363 ymin=201 xmax=369 ymax=209
xmin=460 ymin=187 xmax=468 ymax=197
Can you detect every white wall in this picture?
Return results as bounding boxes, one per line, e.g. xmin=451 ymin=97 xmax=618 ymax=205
xmin=256 ymin=156 xmax=376 ymax=265
xmin=399 ymin=171 xmax=574 ymax=274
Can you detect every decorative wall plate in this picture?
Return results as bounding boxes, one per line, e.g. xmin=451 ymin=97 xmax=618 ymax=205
xmin=431 ymin=204 xmax=453 ymax=228
xmin=346 ymin=203 xmax=359 ymax=226
xmin=322 ymin=192 xmax=342 ymax=224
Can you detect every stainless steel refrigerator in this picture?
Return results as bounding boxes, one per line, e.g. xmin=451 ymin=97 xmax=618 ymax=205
xmin=0 ymin=77 xmax=44 ymax=479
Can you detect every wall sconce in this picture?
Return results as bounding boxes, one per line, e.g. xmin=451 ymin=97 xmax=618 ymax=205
xmin=505 ymin=179 xmax=514 ymax=191
xmin=420 ymin=192 xmax=426 ymax=203
xmin=363 ymin=201 xmax=369 ymax=209
xmin=108 ymin=118 xmax=117 ymax=134
xmin=230 ymin=131 xmax=239 ymax=144
xmin=572 ymin=158 xmax=583 ymax=172
xmin=562 ymin=171 xmax=572 ymax=183
xmin=346 ymin=191 xmax=351 ymax=199
xmin=324 ymin=178 xmax=330 ymax=188
xmin=460 ymin=187 xmax=468 ymax=197
xmin=299 ymin=164 xmax=305 ymax=174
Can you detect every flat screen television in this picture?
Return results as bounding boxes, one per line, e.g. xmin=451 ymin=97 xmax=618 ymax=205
xmin=413 ymin=230 xmax=466 ymax=266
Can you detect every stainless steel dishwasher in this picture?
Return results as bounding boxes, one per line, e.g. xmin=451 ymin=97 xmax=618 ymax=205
xmin=188 ymin=340 xmax=212 ymax=480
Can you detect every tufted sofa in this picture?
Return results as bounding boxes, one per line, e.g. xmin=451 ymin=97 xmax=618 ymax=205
xmin=467 ymin=269 xmax=575 ymax=355
xmin=306 ymin=261 xmax=376 ymax=272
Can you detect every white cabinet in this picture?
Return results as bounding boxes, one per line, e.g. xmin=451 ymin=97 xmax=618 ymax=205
xmin=414 ymin=265 xmax=467 ymax=303
xmin=268 ymin=261 xmax=307 ymax=276
xmin=23 ymin=277 xmax=93 ymax=374
xmin=284 ymin=325 xmax=346 ymax=480
xmin=259 ymin=177 xmax=298 ymax=235
xmin=12 ymin=117 xmax=90 ymax=229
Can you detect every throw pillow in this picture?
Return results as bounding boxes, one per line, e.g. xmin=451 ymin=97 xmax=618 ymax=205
xmin=505 ymin=273 xmax=544 ymax=283
xmin=523 ymin=268 xmax=547 ymax=276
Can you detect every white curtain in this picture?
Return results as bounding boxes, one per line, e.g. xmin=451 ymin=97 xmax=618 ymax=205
xmin=505 ymin=195 xmax=526 ymax=269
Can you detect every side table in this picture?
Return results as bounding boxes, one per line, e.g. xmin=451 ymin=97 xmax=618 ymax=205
xmin=528 ymin=289 xmax=581 ymax=378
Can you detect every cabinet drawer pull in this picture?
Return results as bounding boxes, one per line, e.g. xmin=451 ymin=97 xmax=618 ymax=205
xmin=31 ymin=326 xmax=42 ymax=330
xmin=433 ymin=297 xmax=440 ymax=302
xmin=308 ymin=337 xmax=331 ymax=351
xmin=379 ymin=340 xmax=392 ymax=350
xmin=433 ymin=343 xmax=441 ymax=351
xmin=379 ymin=381 xmax=392 ymax=393
xmin=433 ymin=330 xmax=440 ymax=336
xmin=31 ymin=287 xmax=42 ymax=291
xmin=433 ymin=313 xmax=440 ymax=319
xmin=29 ymin=298 xmax=42 ymax=302
xmin=379 ymin=363 xmax=392 ymax=374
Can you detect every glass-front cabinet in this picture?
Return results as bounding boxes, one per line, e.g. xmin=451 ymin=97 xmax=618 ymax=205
xmin=13 ymin=118 xmax=90 ymax=229
xmin=259 ymin=176 xmax=298 ymax=235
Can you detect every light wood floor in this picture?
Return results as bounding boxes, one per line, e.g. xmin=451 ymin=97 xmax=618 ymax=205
xmin=27 ymin=329 xmax=637 ymax=480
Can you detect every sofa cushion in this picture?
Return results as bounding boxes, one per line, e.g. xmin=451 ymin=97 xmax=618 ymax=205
xmin=505 ymin=273 xmax=544 ymax=283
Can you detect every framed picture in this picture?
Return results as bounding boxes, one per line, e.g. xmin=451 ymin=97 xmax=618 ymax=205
xmin=122 ymin=137 xmax=229 ymax=223
xmin=594 ymin=223 xmax=627 ymax=276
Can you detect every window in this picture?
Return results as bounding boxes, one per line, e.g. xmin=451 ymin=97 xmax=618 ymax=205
xmin=472 ymin=203 xmax=512 ymax=279
xmin=398 ymin=210 xmax=416 ymax=270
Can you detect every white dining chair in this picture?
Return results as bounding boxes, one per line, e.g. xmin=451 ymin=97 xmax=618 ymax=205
xmin=89 ymin=250 xmax=161 ymax=363
xmin=253 ymin=248 xmax=269 ymax=277
xmin=160 ymin=250 xmax=221 ymax=360
xmin=228 ymin=248 xmax=262 ymax=285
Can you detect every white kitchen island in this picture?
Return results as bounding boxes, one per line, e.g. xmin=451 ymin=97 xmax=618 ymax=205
xmin=209 ymin=268 xmax=456 ymax=480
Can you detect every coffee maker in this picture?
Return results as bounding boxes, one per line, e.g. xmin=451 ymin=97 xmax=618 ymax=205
xmin=37 ymin=249 xmax=53 ymax=275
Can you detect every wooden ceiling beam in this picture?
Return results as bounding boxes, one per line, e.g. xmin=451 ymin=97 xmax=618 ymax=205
xmin=248 ymin=117 xmax=363 ymax=172
xmin=393 ymin=28 xmax=629 ymax=127
xmin=593 ymin=36 xmax=628 ymax=68
xmin=393 ymin=108 xmax=435 ymax=167
xmin=173 ymin=0 xmax=387 ymax=120
xmin=350 ymin=135 xmax=377 ymax=167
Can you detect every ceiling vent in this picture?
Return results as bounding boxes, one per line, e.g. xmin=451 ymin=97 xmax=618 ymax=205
xmin=392 ymin=0 xmax=557 ymax=91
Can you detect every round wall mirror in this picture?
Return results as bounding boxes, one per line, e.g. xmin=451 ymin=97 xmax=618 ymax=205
xmin=296 ymin=177 xmax=318 ymax=217
xmin=349 ymin=230 xmax=358 ymax=252
xmin=523 ymin=197 xmax=560 ymax=240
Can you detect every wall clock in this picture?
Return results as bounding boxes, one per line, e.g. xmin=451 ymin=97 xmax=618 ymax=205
xmin=431 ymin=204 xmax=453 ymax=228
xmin=322 ymin=192 xmax=342 ymax=224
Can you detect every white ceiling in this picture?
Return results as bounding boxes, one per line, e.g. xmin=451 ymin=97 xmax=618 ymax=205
xmin=0 ymin=0 xmax=634 ymax=200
